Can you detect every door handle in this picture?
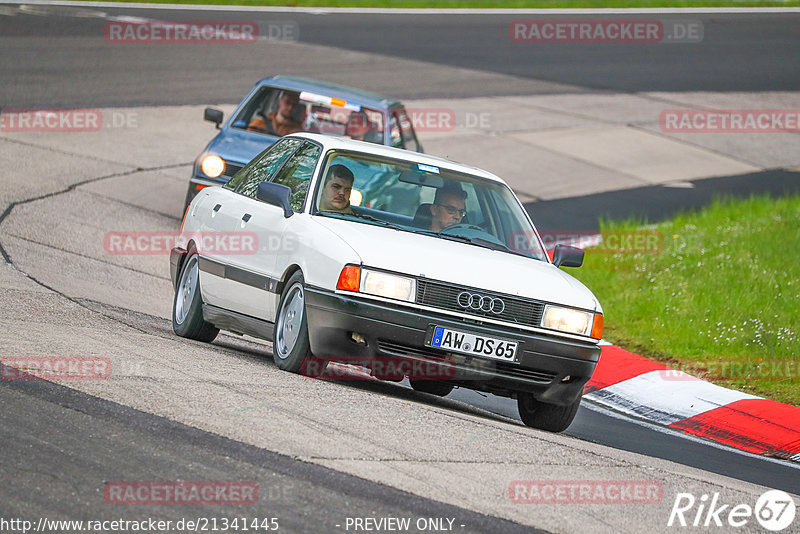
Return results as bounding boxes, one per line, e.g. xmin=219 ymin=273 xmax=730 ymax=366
xmin=213 ymin=204 xmax=222 ymax=212
xmin=242 ymin=213 xmax=252 ymax=222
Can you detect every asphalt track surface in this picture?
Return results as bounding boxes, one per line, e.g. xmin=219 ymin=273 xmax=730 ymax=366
xmin=0 ymin=371 xmax=540 ymax=534
xmin=2 ymin=4 xmax=800 ymax=532
xmin=1 ymin=6 xmax=800 ymax=107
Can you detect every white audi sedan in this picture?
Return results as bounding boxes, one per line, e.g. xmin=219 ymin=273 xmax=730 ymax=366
xmin=171 ymin=133 xmax=603 ymax=432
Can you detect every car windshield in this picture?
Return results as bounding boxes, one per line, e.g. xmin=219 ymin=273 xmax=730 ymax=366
xmin=313 ymin=151 xmax=548 ymax=261
xmin=230 ymin=87 xmax=385 ymax=145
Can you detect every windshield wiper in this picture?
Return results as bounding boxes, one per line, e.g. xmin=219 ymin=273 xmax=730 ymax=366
xmin=414 ymin=230 xmax=531 ymax=257
xmin=321 ymin=211 xmax=407 ymax=231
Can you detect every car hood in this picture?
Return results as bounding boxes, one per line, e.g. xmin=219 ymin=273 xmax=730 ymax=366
xmin=312 ymin=217 xmax=601 ymax=312
xmin=204 ymin=127 xmax=280 ymax=166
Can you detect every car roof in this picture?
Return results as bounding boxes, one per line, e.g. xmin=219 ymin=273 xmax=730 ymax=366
xmin=288 ymin=132 xmax=507 ymax=185
xmin=255 ymin=75 xmax=401 ymax=109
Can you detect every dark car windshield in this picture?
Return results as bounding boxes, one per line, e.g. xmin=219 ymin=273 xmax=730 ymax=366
xmin=229 ymin=86 xmax=385 ymax=145
xmin=312 ymin=151 xmax=548 ymax=261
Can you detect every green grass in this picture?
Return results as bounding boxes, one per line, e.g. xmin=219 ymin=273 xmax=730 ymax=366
xmin=572 ymin=194 xmax=800 ymax=406
xmin=86 ymin=0 xmax=800 ymax=8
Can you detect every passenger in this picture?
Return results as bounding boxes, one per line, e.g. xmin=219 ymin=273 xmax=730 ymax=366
xmin=429 ymin=184 xmax=467 ymax=232
xmin=248 ymin=91 xmax=303 ymax=136
xmin=319 ymin=164 xmax=355 ymax=213
xmin=344 ymin=110 xmax=372 ymax=141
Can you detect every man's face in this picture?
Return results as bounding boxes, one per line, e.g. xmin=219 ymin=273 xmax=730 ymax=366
xmin=278 ymin=93 xmax=299 ymax=115
xmin=346 ymin=113 xmax=370 ymax=140
xmin=320 ymin=175 xmax=353 ymax=211
xmin=430 ymin=192 xmax=466 ymax=231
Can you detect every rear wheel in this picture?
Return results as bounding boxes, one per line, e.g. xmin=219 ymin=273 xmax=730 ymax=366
xmin=409 ymin=380 xmax=454 ymax=397
xmin=273 ymin=272 xmax=327 ymax=376
xmin=172 ymin=249 xmax=219 ymax=342
xmin=517 ymin=393 xmax=580 ymax=432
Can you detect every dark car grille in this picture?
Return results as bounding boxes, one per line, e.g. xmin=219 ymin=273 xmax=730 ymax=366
xmin=416 ymin=280 xmax=545 ymax=328
xmin=222 ymin=162 xmax=244 ymax=178
xmin=495 ymin=362 xmax=557 ymax=383
xmin=377 ymin=340 xmax=445 ymax=359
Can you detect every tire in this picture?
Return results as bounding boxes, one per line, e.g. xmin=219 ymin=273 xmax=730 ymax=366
xmin=517 ymin=392 xmax=581 ymax=432
xmin=409 ymin=380 xmax=454 ymax=397
xmin=273 ymin=271 xmax=328 ymax=376
xmin=172 ymin=248 xmax=219 ymax=342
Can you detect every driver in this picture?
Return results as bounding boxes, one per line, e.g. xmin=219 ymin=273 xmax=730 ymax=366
xmin=248 ymin=91 xmax=303 ymax=136
xmin=319 ymin=164 xmax=355 ymax=214
xmin=429 ymin=184 xmax=467 ymax=232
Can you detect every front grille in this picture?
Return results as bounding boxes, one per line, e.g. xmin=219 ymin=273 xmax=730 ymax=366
xmin=222 ymin=162 xmax=244 ymax=178
xmin=416 ymin=280 xmax=545 ymax=328
xmin=377 ymin=340 xmax=444 ymax=359
xmin=495 ymin=362 xmax=556 ymax=383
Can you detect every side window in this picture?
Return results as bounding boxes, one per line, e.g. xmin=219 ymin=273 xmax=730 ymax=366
xmin=230 ymin=87 xmax=278 ymax=131
xmin=392 ymin=110 xmax=420 ymax=152
xmin=227 ymin=138 xmax=303 ymax=198
xmin=270 ymin=142 xmax=322 ymax=212
xmin=389 ymin=114 xmax=403 ymax=149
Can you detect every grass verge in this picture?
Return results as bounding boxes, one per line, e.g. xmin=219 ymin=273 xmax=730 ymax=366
xmin=572 ymin=194 xmax=800 ymax=406
xmin=86 ymin=0 xmax=800 ymax=8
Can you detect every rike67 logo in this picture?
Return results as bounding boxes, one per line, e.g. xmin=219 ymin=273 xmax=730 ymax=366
xmin=668 ymin=490 xmax=796 ymax=531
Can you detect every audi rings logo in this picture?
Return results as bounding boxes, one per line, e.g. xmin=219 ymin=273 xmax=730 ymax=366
xmin=457 ymin=292 xmax=506 ymax=315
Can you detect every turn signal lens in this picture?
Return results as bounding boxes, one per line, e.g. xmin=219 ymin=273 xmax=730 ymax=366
xmin=200 ymin=154 xmax=225 ymax=178
xmin=591 ymin=313 xmax=604 ymax=340
xmin=336 ymin=265 xmax=361 ymax=292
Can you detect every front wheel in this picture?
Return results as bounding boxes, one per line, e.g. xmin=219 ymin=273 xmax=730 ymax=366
xmin=272 ymin=272 xmax=327 ymax=376
xmin=517 ymin=393 xmax=580 ymax=432
xmin=172 ymin=249 xmax=219 ymax=342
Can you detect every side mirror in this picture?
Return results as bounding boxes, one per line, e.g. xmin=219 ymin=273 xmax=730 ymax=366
xmin=204 ymin=107 xmax=223 ymax=129
xmin=552 ymin=244 xmax=584 ymax=268
xmin=256 ymin=181 xmax=293 ymax=218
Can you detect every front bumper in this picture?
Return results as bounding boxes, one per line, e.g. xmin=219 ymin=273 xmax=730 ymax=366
xmin=304 ymin=287 xmax=600 ymax=406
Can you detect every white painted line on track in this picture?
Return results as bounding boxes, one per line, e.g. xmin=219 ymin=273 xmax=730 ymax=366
xmin=4 ymin=0 xmax=800 ymax=14
xmin=586 ymin=369 xmax=761 ymax=425
xmin=581 ymin=397 xmax=800 ymax=470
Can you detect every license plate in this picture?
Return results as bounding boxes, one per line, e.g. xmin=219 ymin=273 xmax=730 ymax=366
xmin=428 ymin=326 xmax=518 ymax=362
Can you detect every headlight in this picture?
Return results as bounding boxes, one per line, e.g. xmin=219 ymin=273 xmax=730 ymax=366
xmin=361 ymin=269 xmax=416 ymax=302
xmin=200 ymin=154 xmax=225 ymax=178
xmin=542 ymin=305 xmax=593 ymax=336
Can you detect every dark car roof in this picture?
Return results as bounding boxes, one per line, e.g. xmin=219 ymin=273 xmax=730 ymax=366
xmin=255 ymin=75 xmax=402 ymax=110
